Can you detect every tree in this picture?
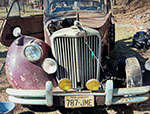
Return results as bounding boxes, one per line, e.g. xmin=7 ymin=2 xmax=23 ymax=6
xmin=113 ymin=0 xmax=116 ymax=5
xmin=4 ymin=0 xmax=9 ymax=13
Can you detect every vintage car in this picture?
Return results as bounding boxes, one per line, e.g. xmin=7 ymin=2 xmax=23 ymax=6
xmin=0 ymin=0 xmax=150 ymax=112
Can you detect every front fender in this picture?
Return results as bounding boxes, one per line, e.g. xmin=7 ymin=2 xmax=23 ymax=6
xmin=5 ymin=36 xmax=57 ymax=89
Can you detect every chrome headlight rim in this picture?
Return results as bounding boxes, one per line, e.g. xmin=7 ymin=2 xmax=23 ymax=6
xmin=23 ymin=42 xmax=43 ymax=62
xmin=42 ymin=58 xmax=58 ymax=74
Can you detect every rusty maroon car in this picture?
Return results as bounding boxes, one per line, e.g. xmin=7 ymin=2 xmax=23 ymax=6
xmin=0 ymin=0 xmax=150 ymax=111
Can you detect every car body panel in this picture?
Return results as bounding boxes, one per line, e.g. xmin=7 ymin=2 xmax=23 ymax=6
xmin=0 ymin=15 xmax=44 ymax=46
xmin=5 ymin=36 xmax=57 ymax=89
xmin=0 ymin=0 xmax=44 ymax=46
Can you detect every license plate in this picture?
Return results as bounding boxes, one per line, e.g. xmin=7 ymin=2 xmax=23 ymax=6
xmin=65 ymin=96 xmax=94 ymax=108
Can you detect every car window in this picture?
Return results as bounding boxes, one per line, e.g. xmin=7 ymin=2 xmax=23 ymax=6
xmin=46 ymin=0 xmax=107 ymax=15
xmin=0 ymin=0 xmax=14 ymax=18
xmin=0 ymin=1 xmax=15 ymax=32
xmin=0 ymin=0 xmax=14 ymax=27
xmin=7 ymin=0 xmax=20 ymax=17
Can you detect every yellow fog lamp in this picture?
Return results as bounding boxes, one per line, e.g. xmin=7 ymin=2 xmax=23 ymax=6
xmin=58 ymin=78 xmax=72 ymax=91
xmin=86 ymin=79 xmax=100 ymax=91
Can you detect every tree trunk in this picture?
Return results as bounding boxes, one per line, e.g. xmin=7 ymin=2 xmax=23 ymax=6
xmin=113 ymin=0 xmax=116 ymax=5
xmin=5 ymin=6 xmax=8 ymax=13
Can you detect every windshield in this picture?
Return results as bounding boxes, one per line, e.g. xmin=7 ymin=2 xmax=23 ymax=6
xmin=46 ymin=0 xmax=106 ymax=15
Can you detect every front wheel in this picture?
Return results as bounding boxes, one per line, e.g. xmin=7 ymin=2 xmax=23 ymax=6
xmin=125 ymin=57 xmax=142 ymax=88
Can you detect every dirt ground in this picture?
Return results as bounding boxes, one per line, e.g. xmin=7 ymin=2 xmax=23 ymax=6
xmin=0 ymin=1 xmax=150 ymax=113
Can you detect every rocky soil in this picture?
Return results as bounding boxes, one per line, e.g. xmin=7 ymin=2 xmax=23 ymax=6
xmin=114 ymin=0 xmax=150 ymax=31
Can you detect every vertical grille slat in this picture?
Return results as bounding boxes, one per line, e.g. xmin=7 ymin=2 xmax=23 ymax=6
xmin=83 ymin=38 xmax=86 ymax=85
xmin=81 ymin=38 xmax=84 ymax=87
xmin=75 ymin=39 xmax=80 ymax=83
xmin=66 ymin=38 xmax=71 ymax=81
xmin=88 ymin=37 xmax=91 ymax=79
xmin=54 ymin=36 xmax=100 ymax=88
xmin=86 ymin=39 xmax=89 ymax=83
xmin=69 ymin=38 xmax=74 ymax=86
xmin=57 ymin=39 xmax=62 ymax=78
xmin=64 ymin=38 xmax=69 ymax=78
xmin=91 ymin=36 xmax=94 ymax=79
xmin=96 ymin=37 xmax=100 ymax=80
xmin=54 ymin=39 xmax=59 ymax=77
xmin=58 ymin=38 xmax=62 ymax=78
xmin=94 ymin=36 xmax=96 ymax=79
xmin=62 ymin=38 xmax=67 ymax=78
xmin=72 ymin=38 xmax=77 ymax=88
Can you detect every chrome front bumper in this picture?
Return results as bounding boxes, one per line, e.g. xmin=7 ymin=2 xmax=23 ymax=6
xmin=6 ymin=80 xmax=150 ymax=107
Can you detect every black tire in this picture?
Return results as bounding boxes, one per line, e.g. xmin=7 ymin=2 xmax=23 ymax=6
xmin=132 ymin=31 xmax=147 ymax=49
xmin=115 ymin=57 xmax=126 ymax=88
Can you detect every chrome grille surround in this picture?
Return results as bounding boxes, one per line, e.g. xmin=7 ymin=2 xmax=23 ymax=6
xmin=50 ymin=27 xmax=101 ymax=88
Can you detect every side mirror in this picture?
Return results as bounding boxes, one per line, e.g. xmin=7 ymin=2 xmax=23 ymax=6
xmin=13 ymin=27 xmax=21 ymax=37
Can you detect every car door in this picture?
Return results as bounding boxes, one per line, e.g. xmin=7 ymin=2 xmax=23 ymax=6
xmin=0 ymin=0 xmax=44 ymax=46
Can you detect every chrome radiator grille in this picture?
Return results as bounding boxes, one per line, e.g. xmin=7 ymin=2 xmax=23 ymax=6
xmin=54 ymin=36 xmax=100 ymax=88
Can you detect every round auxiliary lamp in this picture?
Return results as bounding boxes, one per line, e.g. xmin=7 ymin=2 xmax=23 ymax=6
xmin=0 ymin=102 xmax=15 ymax=114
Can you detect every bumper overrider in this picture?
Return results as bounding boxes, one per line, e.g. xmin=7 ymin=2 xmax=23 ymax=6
xmin=6 ymin=80 xmax=150 ymax=108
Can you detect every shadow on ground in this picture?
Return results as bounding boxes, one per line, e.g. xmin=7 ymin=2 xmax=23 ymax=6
xmin=109 ymin=37 xmax=150 ymax=113
xmin=19 ymin=111 xmax=35 ymax=114
xmin=110 ymin=37 xmax=146 ymax=68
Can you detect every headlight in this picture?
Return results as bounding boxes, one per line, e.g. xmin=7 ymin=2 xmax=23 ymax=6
xmin=58 ymin=78 xmax=72 ymax=91
xmin=42 ymin=58 xmax=57 ymax=74
xmin=23 ymin=42 xmax=43 ymax=62
xmin=86 ymin=79 xmax=100 ymax=91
